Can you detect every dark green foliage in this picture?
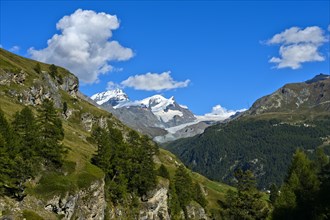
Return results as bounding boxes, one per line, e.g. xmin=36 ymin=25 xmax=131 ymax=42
xmin=193 ymin=183 xmax=208 ymax=208
xmin=12 ymin=107 xmax=39 ymax=159
xmin=49 ymin=64 xmax=57 ymax=78
xmin=225 ymin=169 xmax=270 ymax=220
xmin=62 ymin=102 xmax=68 ymax=116
xmin=272 ymin=149 xmax=320 ymax=219
xmin=316 ymin=162 xmax=330 ymax=218
xmin=272 ymin=148 xmax=330 ymax=219
xmin=37 ymin=99 xmax=65 ymax=167
xmin=91 ymin=125 xmax=157 ymax=204
xmin=158 ymin=164 xmax=170 ymax=179
xmin=0 ymin=105 xmax=66 ymax=199
xmin=174 ymin=165 xmax=193 ymax=217
xmin=166 ymin=118 xmax=330 ymax=188
xmin=33 ymin=63 xmax=41 ymax=74
xmin=168 ymin=182 xmax=181 ymax=219
xmin=269 ymin=183 xmax=278 ymax=205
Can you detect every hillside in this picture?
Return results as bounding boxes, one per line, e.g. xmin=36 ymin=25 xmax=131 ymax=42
xmin=0 ymin=48 xmax=233 ymax=219
xmin=165 ymin=75 xmax=330 ymax=189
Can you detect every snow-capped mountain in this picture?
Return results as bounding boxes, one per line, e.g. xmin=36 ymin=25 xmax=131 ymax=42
xmin=91 ymin=89 xmax=129 ymax=106
xmin=91 ymin=89 xmax=245 ymax=142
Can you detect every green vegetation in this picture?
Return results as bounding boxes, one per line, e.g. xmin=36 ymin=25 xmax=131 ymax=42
xmin=0 ymin=102 xmax=66 ymax=199
xmin=272 ymin=149 xmax=330 ymax=219
xmin=224 ymin=169 xmax=270 ymax=219
xmin=22 ymin=210 xmax=44 ymax=220
xmin=91 ymin=127 xmax=157 ymax=204
xmin=166 ymin=118 xmax=330 ymax=188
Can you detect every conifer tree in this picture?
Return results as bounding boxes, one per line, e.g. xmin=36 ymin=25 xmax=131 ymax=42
xmin=174 ymin=165 xmax=193 ymax=217
xmin=37 ymin=99 xmax=65 ymax=167
xmin=34 ymin=63 xmax=41 ymax=74
xmin=273 ymin=149 xmax=320 ymax=219
xmin=12 ymin=107 xmax=38 ymax=159
xmin=49 ymin=64 xmax=58 ymax=78
xmin=158 ymin=164 xmax=170 ymax=179
xmin=225 ymin=169 xmax=269 ymax=220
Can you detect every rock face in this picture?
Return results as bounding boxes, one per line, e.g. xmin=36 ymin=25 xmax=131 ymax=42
xmin=44 ymin=180 xmax=106 ymax=220
xmin=0 ymin=180 xmax=106 ymax=220
xmin=1 ymin=68 xmax=78 ymax=108
xmin=186 ymin=204 xmax=208 ymax=220
xmin=140 ymin=181 xmax=170 ymax=220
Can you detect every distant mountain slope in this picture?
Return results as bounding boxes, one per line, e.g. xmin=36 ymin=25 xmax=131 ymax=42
xmin=165 ymin=74 xmax=330 ymax=189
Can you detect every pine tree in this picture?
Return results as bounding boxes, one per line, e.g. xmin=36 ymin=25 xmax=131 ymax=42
xmin=34 ymin=63 xmax=41 ymax=74
xmin=168 ymin=182 xmax=181 ymax=220
xmin=269 ymin=183 xmax=279 ymax=205
xmin=174 ymin=165 xmax=193 ymax=217
xmin=0 ymin=108 xmax=28 ymax=199
xmin=158 ymin=164 xmax=170 ymax=179
xmin=12 ymin=107 xmax=39 ymax=159
xmin=272 ymin=149 xmax=320 ymax=219
xmin=226 ymin=169 xmax=270 ymax=220
xmin=49 ymin=64 xmax=58 ymax=78
xmin=193 ymin=183 xmax=208 ymax=208
xmin=37 ymin=99 xmax=65 ymax=167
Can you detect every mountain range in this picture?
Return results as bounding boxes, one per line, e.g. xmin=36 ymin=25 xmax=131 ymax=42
xmin=90 ymin=89 xmax=243 ymax=142
xmin=165 ymin=73 xmax=330 ymax=188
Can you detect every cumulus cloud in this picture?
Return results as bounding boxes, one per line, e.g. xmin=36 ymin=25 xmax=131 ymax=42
xmin=9 ymin=46 xmax=20 ymax=52
xmin=328 ymin=24 xmax=330 ymax=32
xmin=266 ymin=26 xmax=327 ymax=69
xmin=196 ymin=105 xmax=246 ymax=121
xmin=120 ymin=71 xmax=190 ymax=91
xmin=29 ymin=9 xmax=133 ymax=83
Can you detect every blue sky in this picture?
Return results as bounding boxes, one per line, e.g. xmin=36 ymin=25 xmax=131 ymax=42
xmin=1 ymin=0 xmax=329 ymax=115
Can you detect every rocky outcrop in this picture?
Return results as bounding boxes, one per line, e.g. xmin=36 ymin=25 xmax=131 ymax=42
xmin=60 ymin=75 xmax=79 ymax=98
xmin=44 ymin=180 xmax=106 ymax=220
xmin=140 ymin=181 xmax=170 ymax=220
xmin=1 ymin=68 xmax=78 ymax=108
xmin=0 ymin=180 xmax=106 ymax=220
xmin=0 ymin=70 xmax=26 ymax=86
xmin=81 ymin=113 xmax=107 ymax=132
xmin=186 ymin=204 xmax=208 ymax=220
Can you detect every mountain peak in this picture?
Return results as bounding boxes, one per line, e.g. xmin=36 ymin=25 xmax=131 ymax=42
xmin=91 ymin=89 xmax=129 ymax=105
xmin=305 ymin=73 xmax=330 ymax=84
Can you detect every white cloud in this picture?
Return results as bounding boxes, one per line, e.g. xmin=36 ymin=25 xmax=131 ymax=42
xmin=266 ymin=26 xmax=327 ymax=69
xmin=9 ymin=45 xmax=20 ymax=52
xmin=121 ymin=71 xmax=190 ymax=91
xmin=328 ymin=24 xmax=330 ymax=32
xmin=29 ymin=9 xmax=133 ymax=83
xmin=267 ymin=26 xmax=326 ymax=45
xmin=196 ymin=104 xmax=246 ymax=121
xmin=269 ymin=44 xmax=325 ymax=69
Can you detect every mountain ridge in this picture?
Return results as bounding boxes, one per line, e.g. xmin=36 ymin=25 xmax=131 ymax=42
xmin=165 ymin=73 xmax=330 ymax=188
xmin=91 ymin=89 xmax=243 ymax=142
